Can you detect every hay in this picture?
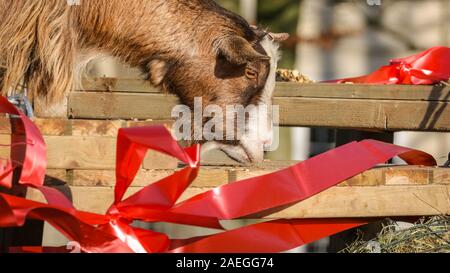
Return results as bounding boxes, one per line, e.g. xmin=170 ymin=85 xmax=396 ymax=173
xmin=276 ymin=69 xmax=314 ymax=83
xmin=342 ymin=216 xmax=450 ymax=253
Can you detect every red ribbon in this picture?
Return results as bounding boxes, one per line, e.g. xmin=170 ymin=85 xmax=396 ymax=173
xmin=0 ymin=97 xmax=436 ymax=253
xmin=326 ymin=46 xmax=450 ymax=84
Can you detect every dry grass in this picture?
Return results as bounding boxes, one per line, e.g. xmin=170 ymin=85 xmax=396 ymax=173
xmin=276 ymin=69 xmax=314 ymax=83
xmin=342 ymin=216 xmax=450 ymax=253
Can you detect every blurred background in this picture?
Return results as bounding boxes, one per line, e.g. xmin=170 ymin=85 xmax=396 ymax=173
xmin=82 ymin=0 xmax=450 ymax=252
xmin=215 ymin=0 xmax=450 ymax=165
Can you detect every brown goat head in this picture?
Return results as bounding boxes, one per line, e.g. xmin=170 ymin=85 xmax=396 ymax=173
xmin=0 ymin=0 xmax=289 ymax=163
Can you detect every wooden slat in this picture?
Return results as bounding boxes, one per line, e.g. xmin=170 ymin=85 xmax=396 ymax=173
xmin=71 ymin=120 xmax=125 ymax=137
xmin=70 ymin=167 xmax=230 ymax=188
xmin=79 ymin=78 xmax=450 ymax=102
xmin=68 ymin=92 xmax=179 ymax=120
xmin=0 ymin=135 xmax=179 ymax=170
xmin=433 ymin=168 xmax=450 ymax=184
xmin=55 ymin=166 xmax=448 ymax=187
xmin=275 ymin=83 xmax=450 ymax=101
xmin=384 ymin=166 xmax=431 ymax=185
xmin=68 ymin=92 xmax=450 ymax=131
xmin=44 ymin=136 xmax=117 ymax=169
xmin=262 ymin=185 xmax=450 ymax=219
xmin=0 ymin=118 xmax=173 ymax=137
xmin=26 ymin=184 xmax=450 ymax=217
xmin=80 ymin=77 xmax=161 ymax=93
xmin=232 ymin=165 xmax=447 ymax=186
xmin=275 ymin=97 xmax=450 ymax=131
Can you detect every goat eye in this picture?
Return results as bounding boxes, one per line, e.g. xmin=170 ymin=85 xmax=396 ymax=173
xmin=245 ymin=68 xmax=258 ymax=80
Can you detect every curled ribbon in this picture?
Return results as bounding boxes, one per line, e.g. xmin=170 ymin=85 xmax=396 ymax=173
xmin=326 ymin=46 xmax=450 ymax=85
xmin=0 ymin=97 xmax=436 ymax=253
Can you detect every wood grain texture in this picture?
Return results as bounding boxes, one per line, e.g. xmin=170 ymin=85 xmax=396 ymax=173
xmin=0 ymin=118 xmax=172 ymax=137
xmin=262 ymin=185 xmax=450 ymax=219
xmin=80 ymin=77 xmax=161 ymax=93
xmin=68 ymin=92 xmax=179 ymax=120
xmin=67 ymin=92 xmax=450 ymax=131
xmin=433 ymin=168 xmax=450 ymax=184
xmin=70 ymin=168 xmax=230 ymax=188
xmin=274 ymin=97 xmax=450 ymax=131
xmin=56 ymin=166 xmax=449 ymax=187
xmin=384 ymin=166 xmax=431 ymax=185
xmin=71 ymin=120 xmax=125 ymax=137
xmin=79 ymin=78 xmax=450 ymax=101
xmin=275 ymin=83 xmax=450 ymax=101
xmin=0 ymin=136 xmax=178 ymax=170
xmin=26 ymin=184 xmax=450 ymax=217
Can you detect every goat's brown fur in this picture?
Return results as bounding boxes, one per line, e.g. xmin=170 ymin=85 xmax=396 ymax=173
xmin=0 ymin=0 xmax=286 ymax=162
xmin=0 ymin=0 xmax=268 ymax=104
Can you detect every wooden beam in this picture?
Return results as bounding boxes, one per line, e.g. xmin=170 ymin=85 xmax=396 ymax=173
xmin=275 ymin=97 xmax=450 ymax=131
xmin=49 ymin=166 xmax=448 ymax=187
xmin=275 ymin=83 xmax=450 ymax=101
xmin=0 ymin=118 xmax=173 ymax=137
xmin=68 ymin=92 xmax=450 ymax=131
xmin=68 ymin=92 xmax=179 ymax=120
xmin=26 ymin=184 xmax=450 ymax=217
xmin=79 ymin=78 xmax=450 ymax=102
xmin=0 ymin=135 xmax=179 ymax=170
xmin=80 ymin=77 xmax=161 ymax=93
xmin=70 ymin=167 xmax=230 ymax=188
xmin=262 ymin=185 xmax=450 ymax=219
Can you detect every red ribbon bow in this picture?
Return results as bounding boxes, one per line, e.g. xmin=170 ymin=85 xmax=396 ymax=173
xmin=327 ymin=46 xmax=450 ymax=84
xmin=0 ymin=96 xmax=436 ymax=253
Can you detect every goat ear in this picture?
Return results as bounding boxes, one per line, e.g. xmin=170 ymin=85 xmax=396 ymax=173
xmin=147 ymin=59 xmax=170 ymax=86
xmin=217 ymin=36 xmax=270 ymax=65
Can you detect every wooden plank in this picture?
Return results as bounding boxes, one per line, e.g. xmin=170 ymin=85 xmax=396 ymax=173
xmin=71 ymin=168 xmax=230 ymax=188
xmin=384 ymin=166 xmax=432 ymax=185
xmin=71 ymin=120 xmax=125 ymax=137
xmin=78 ymin=78 xmax=450 ymax=102
xmin=0 ymin=135 xmax=10 ymax=159
xmin=68 ymin=92 xmax=179 ymax=120
xmin=263 ymin=185 xmax=450 ymax=219
xmin=275 ymin=83 xmax=450 ymax=101
xmin=339 ymin=168 xmax=384 ymax=186
xmin=232 ymin=165 xmax=445 ymax=186
xmin=44 ymin=136 xmax=118 ymax=169
xmin=63 ymin=166 xmax=447 ymax=187
xmin=33 ymin=119 xmax=69 ymax=136
xmin=275 ymin=97 xmax=450 ymax=131
xmin=0 ymin=117 xmax=11 ymax=135
xmin=433 ymin=168 xmax=450 ymax=184
xmin=1 ymin=118 xmax=172 ymax=137
xmin=80 ymin=77 xmax=161 ymax=93
xmin=0 ymin=136 xmax=178 ymax=170
xmin=68 ymin=92 xmax=450 ymax=131
xmin=71 ymin=169 xmax=173 ymax=187
xmin=26 ymin=185 xmax=450 ymax=217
